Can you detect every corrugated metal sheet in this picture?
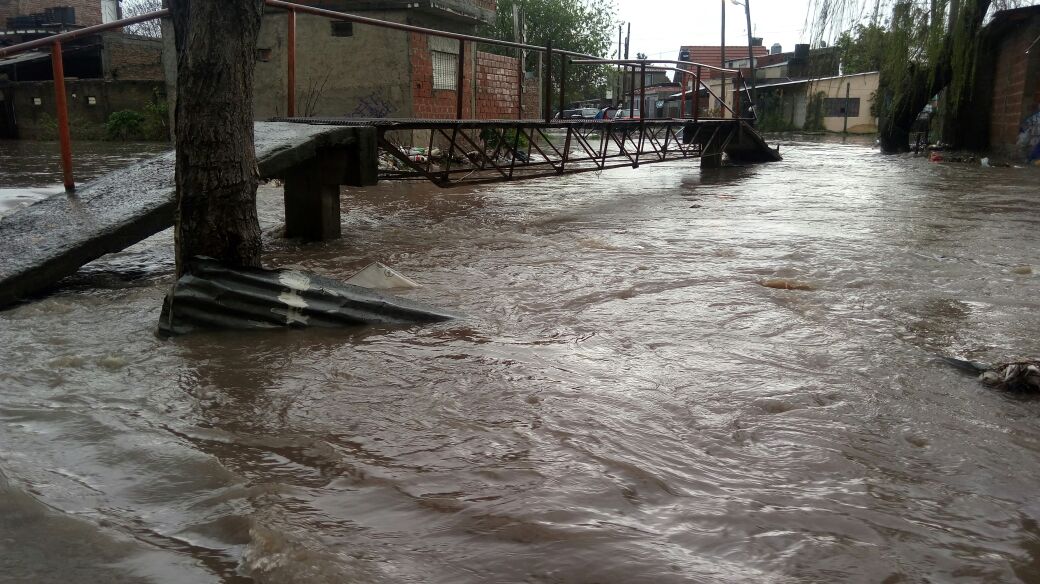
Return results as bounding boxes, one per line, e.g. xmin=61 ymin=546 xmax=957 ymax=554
xmin=158 ymin=259 xmax=456 ymax=335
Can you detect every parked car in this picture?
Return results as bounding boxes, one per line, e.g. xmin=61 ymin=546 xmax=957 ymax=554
xmin=554 ymin=107 xmax=601 ymax=120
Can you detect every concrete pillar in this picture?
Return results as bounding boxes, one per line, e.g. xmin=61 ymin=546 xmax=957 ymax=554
xmin=283 ymin=147 xmax=348 ymax=241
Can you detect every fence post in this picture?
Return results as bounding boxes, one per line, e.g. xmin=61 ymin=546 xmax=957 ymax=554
xmin=694 ymin=66 xmax=701 ymax=122
xmin=543 ymin=41 xmax=552 ymax=123
xmin=456 ymin=39 xmax=466 ymax=119
xmin=734 ymin=73 xmax=742 ymax=119
xmin=639 ymin=60 xmax=646 ymax=120
xmin=558 ymin=55 xmax=567 ymax=119
xmin=517 ymin=47 xmax=524 ymax=119
xmin=628 ymin=65 xmax=635 ymax=118
xmin=680 ymin=72 xmax=686 ymax=119
xmin=51 ymin=41 xmax=74 ymax=192
xmin=287 ymin=8 xmax=296 ymax=117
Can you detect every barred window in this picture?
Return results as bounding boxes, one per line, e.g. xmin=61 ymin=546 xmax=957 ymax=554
xmin=824 ymin=97 xmax=860 ymax=117
xmin=432 ymin=50 xmax=457 ymax=91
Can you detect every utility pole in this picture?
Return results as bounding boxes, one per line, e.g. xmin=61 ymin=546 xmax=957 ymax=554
xmin=743 ymin=0 xmax=756 ymax=119
xmin=720 ymin=0 xmax=726 ymax=114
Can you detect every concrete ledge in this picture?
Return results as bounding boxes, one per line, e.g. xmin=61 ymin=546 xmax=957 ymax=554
xmin=0 ymin=122 xmax=371 ymax=308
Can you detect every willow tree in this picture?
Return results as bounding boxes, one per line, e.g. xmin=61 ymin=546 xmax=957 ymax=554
xmin=814 ymin=0 xmax=1034 ymax=152
xmin=168 ymin=0 xmax=265 ymax=275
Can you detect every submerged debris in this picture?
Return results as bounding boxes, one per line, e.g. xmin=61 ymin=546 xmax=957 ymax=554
xmin=942 ymin=357 xmax=1040 ymax=392
xmin=760 ymin=278 xmax=816 ymax=291
xmin=158 ymin=258 xmax=454 ymax=336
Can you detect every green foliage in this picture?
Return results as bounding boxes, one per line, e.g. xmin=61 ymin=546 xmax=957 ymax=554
xmin=805 ymin=91 xmax=827 ymax=131
xmin=480 ymin=0 xmax=617 ymax=103
xmin=106 ymin=110 xmax=147 ymax=140
xmin=481 ymin=127 xmax=530 ymax=149
xmin=835 ymin=23 xmax=888 ymax=74
xmin=754 ymin=93 xmax=798 ymax=132
xmin=105 ymin=100 xmax=169 ymax=141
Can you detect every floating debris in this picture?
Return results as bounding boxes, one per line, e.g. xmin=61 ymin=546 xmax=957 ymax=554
xmin=345 ymin=262 xmax=420 ymax=290
xmin=941 ymin=357 xmax=1040 ymax=392
xmin=760 ymin=278 xmax=816 ymax=291
xmin=158 ymin=258 xmax=454 ymax=336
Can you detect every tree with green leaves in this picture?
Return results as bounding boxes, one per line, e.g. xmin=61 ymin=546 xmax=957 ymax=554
xmin=480 ymin=0 xmax=617 ymax=103
xmin=835 ymin=23 xmax=888 ymax=74
xmin=814 ymin=0 xmax=1037 ymax=152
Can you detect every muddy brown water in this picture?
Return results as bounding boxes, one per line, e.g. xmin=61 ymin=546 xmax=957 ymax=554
xmin=1 ymin=136 xmax=1039 ymax=583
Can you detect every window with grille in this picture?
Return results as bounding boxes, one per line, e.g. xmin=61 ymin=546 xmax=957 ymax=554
xmin=824 ymin=97 xmax=860 ymax=117
xmin=432 ymin=51 xmax=457 ymax=91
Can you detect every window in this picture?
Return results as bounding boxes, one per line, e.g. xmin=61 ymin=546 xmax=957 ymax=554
xmin=32 ymin=97 xmax=42 ymax=106
xmin=432 ymin=51 xmax=457 ymax=90
xmin=824 ymin=97 xmax=860 ymax=117
xmin=330 ymin=21 xmax=353 ymax=37
xmin=87 ymin=96 xmax=97 ymax=105
xmin=429 ymin=37 xmax=460 ymax=91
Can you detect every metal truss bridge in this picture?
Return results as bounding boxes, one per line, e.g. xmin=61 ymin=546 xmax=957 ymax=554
xmin=283 ymin=117 xmax=781 ymax=188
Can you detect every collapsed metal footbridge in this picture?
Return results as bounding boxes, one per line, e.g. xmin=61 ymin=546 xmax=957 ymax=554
xmin=0 ymin=1 xmax=782 ymax=308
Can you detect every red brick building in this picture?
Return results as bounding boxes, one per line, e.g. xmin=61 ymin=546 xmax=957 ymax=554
xmin=983 ymin=6 xmax=1040 ymax=162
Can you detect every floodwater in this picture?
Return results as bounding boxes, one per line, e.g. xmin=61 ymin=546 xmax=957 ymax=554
xmin=0 ymin=140 xmax=168 ymax=217
xmin=1 ymin=136 xmax=1039 ymax=583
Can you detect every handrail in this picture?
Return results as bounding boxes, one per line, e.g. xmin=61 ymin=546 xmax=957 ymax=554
xmin=570 ymin=58 xmax=740 ymax=75
xmin=264 ymin=0 xmax=600 ymax=59
xmin=0 ymin=10 xmax=169 ymax=58
xmin=0 ymin=0 xmax=750 ymax=192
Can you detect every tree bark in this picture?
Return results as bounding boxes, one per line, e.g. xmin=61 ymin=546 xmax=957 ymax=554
xmin=169 ymin=0 xmax=265 ymax=275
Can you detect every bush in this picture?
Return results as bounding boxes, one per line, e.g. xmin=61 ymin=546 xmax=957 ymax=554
xmin=105 ymin=110 xmax=147 ymax=141
xmin=105 ymin=100 xmax=170 ymax=141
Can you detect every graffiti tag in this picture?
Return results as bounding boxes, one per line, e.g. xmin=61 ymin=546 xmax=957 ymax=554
xmin=348 ymin=92 xmax=394 ymax=119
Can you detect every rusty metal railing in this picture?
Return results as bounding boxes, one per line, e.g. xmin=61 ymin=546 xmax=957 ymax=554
xmin=0 ymin=1 xmax=752 ymax=192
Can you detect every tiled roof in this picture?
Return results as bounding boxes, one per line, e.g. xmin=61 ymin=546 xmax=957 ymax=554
xmin=678 ymin=45 xmax=769 ymax=79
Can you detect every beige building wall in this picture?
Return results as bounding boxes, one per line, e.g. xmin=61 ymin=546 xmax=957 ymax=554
xmin=810 ymin=72 xmax=879 ymax=133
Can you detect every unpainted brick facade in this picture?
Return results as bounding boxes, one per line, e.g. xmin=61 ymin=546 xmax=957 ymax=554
xmin=474 ymin=51 xmax=538 ymax=119
xmin=410 ymin=35 xmax=538 ymax=120
xmin=0 ymin=0 xmax=103 ymax=27
xmin=988 ymin=18 xmax=1040 ymax=155
xmin=103 ymin=33 xmax=165 ymax=81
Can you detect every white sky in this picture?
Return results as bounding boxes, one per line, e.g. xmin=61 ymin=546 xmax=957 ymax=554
xmin=612 ymin=0 xmax=819 ymax=60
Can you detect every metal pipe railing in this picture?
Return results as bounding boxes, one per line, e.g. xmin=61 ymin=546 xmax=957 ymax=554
xmin=0 ymin=0 xmax=751 ymax=192
xmin=51 ymin=41 xmax=74 ymax=191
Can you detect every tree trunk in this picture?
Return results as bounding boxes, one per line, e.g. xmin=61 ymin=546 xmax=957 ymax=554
xmin=878 ymin=0 xmax=991 ymax=153
xmin=169 ymin=0 xmax=265 ymax=275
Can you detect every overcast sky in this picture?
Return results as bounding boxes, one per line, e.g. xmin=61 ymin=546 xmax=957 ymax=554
xmin=612 ymin=0 xmax=821 ymax=60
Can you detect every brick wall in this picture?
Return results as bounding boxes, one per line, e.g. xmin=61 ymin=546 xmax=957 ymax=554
xmin=476 ymin=51 xmax=524 ymax=119
xmin=989 ymin=21 xmax=1040 ymax=149
xmin=103 ymin=34 xmax=164 ymax=81
xmin=2 ymin=0 xmax=103 ymax=27
xmin=410 ymin=32 xmax=474 ymax=119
